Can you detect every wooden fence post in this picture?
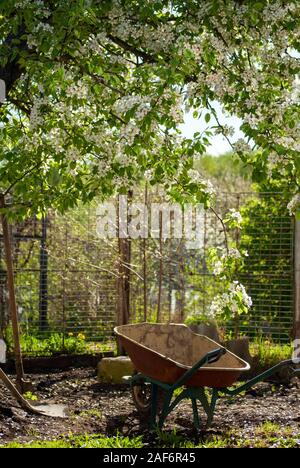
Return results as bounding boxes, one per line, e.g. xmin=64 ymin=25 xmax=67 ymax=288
xmin=116 ymin=193 xmax=132 ymax=355
xmin=294 ymin=218 xmax=300 ymax=340
xmin=0 ymin=195 xmax=26 ymax=392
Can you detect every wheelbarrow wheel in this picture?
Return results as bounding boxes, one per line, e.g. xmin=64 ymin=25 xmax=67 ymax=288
xmin=131 ymin=375 xmax=165 ymax=419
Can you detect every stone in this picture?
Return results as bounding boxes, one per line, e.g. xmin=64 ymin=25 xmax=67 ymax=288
xmin=97 ymin=356 xmax=135 ymax=384
xmin=189 ymin=323 xmax=220 ymax=343
xmin=224 ymin=337 xmax=252 ymax=364
xmin=0 ymin=339 xmax=7 ymax=364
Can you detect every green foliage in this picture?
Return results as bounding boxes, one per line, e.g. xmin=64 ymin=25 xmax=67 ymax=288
xmin=0 ymin=1 xmax=299 ymax=221
xmin=2 ymin=423 xmax=300 ymax=448
xmin=195 ymin=153 xmax=252 ymax=192
xmin=4 ymin=328 xmax=112 ymax=357
xmin=1 ymin=433 xmax=143 ymax=449
xmin=156 ymin=429 xmax=195 ymax=448
xmin=23 ymin=391 xmax=38 ymax=401
xmin=250 ymin=339 xmax=293 ymax=369
xmin=184 ymin=314 xmax=214 ymax=327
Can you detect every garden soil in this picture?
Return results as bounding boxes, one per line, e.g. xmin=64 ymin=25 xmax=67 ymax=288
xmin=0 ymin=367 xmax=299 ymax=446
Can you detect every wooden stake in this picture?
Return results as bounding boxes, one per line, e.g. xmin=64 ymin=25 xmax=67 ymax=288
xmin=0 ymin=195 xmax=26 ymax=391
xmin=116 ymin=193 xmax=132 ymax=354
xmin=294 ymin=218 xmax=300 ymax=340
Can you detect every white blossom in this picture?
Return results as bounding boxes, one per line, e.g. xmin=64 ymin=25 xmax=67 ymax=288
xmin=144 ymin=169 xmax=154 ymax=181
xmin=233 ymin=139 xmax=252 ymax=154
xmin=227 ymin=209 xmax=243 ymax=226
xmin=213 ymin=260 xmax=223 ymax=276
xmin=209 ymin=281 xmax=252 ymax=319
xmin=287 ymin=193 xmax=300 ymax=216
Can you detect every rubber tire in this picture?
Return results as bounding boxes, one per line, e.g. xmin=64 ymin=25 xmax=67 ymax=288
xmin=131 ymin=375 xmax=166 ymax=420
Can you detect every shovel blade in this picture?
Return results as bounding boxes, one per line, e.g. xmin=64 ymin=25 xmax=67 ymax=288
xmin=33 ymin=403 xmax=68 ymax=418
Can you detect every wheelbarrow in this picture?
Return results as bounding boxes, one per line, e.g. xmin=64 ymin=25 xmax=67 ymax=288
xmin=114 ymin=323 xmax=300 ymax=430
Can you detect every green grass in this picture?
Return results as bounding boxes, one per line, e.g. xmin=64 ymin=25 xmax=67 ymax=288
xmin=2 ymin=424 xmax=300 ymax=448
xmin=156 ymin=429 xmax=195 ymax=448
xmin=1 ymin=433 xmax=143 ymax=449
xmin=250 ymin=339 xmax=293 ymax=369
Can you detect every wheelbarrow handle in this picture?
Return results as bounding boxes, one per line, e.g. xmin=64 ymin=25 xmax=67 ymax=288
xmin=171 ymin=347 xmax=226 ymax=390
xmin=206 ymin=347 xmax=227 ymax=365
xmin=222 ymin=358 xmax=300 ymax=396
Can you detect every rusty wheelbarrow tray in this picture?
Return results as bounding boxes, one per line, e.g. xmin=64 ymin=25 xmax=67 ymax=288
xmin=115 ymin=323 xmax=300 ymax=430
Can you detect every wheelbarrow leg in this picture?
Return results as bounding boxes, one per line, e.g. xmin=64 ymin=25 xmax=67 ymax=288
xmin=191 ymin=398 xmax=200 ymax=430
xmin=150 ymin=383 xmax=158 ymax=427
xmin=197 ymin=388 xmax=218 ymax=429
xmin=158 ymin=391 xmax=173 ymax=429
xmin=206 ymin=388 xmax=218 ymax=428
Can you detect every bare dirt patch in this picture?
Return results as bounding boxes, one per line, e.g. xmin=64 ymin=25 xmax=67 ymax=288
xmin=0 ymin=368 xmax=299 ymax=446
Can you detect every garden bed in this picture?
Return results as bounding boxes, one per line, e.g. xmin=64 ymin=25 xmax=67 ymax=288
xmin=0 ymin=367 xmax=299 ymax=448
xmin=1 ymin=352 xmax=114 ymax=373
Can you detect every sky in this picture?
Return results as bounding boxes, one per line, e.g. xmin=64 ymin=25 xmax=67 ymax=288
xmin=180 ymin=101 xmax=245 ymax=155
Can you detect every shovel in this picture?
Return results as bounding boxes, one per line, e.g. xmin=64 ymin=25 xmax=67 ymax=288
xmin=0 ymin=367 xmax=67 ymax=418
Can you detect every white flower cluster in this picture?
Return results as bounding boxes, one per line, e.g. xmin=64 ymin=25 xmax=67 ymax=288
xmin=15 ymin=0 xmax=46 ymax=7
xmin=114 ymin=152 xmax=134 ymax=167
xmin=267 ymin=152 xmax=291 ymax=177
xmin=84 ymin=33 xmax=108 ymax=56
xmin=201 ymin=180 xmax=216 ymax=197
xmin=275 ymin=136 xmax=300 ymax=152
xmin=33 ymin=23 xmax=54 ymax=34
xmin=169 ymin=102 xmax=184 ymax=124
xmin=233 ymin=139 xmax=251 ymax=154
xmin=187 ymin=169 xmax=216 ymax=197
xmin=97 ymin=160 xmax=111 ymax=176
xmin=43 ymin=128 xmax=64 ymax=153
xmin=287 ymin=194 xmax=300 ymax=216
xmin=29 ymin=96 xmax=48 ymax=129
xmin=120 ymin=122 xmax=140 ymax=145
xmin=227 ymin=209 xmax=243 ymax=226
xmin=263 ymin=1 xmax=297 ymax=25
xmin=108 ymin=2 xmax=176 ymax=53
xmin=144 ymin=169 xmax=154 ymax=181
xmin=212 ymin=248 xmax=245 ymax=276
xmin=66 ymin=82 xmax=89 ymax=100
xmin=226 ymin=248 xmax=242 ymax=260
xmin=15 ymin=0 xmax=31 ymax=6
xmin=205 ymin=71 xmax=234 ymax=99
xmin=213 ymin=260 xmax=223 ymax=276
xmin=66 ymin=147 xmax=81 ymax=162
xmin=209 ymin=281 xmax=252 ymax=318
xmin=215 ymin=124 xmax=235 ymax=138
xmin=114 ymin=95 xmax=150 ymax=120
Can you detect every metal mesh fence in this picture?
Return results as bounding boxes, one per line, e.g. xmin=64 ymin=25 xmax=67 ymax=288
xmin=0 ymin=191 xmax=295 ymax=356
xmin=0 ymin=207 xmax=118 ymax=356
xmin=129 ymin=191 xmax=294 ymax=342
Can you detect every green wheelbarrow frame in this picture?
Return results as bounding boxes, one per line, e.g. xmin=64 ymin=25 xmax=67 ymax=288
xmin=128 ymin=348 xmax=300 ymax=430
